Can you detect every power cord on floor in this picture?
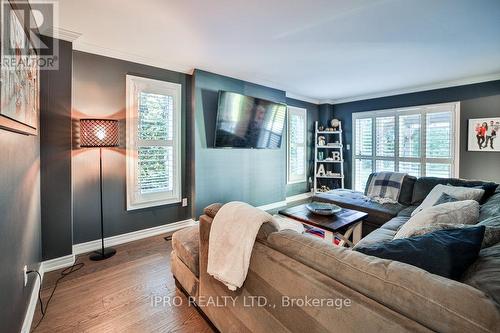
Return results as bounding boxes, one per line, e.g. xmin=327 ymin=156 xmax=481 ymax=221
xmin=27 ymin=257 xmax=85 ymax=332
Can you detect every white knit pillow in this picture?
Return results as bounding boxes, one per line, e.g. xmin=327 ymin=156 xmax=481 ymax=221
xmin=411 ymin=184 xmax=484 ymax=217
xmin=395 ymin=200 xmax=479 ymax=239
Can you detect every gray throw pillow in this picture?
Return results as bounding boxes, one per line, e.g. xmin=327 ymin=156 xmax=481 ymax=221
xmin=395 ymin=200 xmax=479 ymax=239
xmin=411 ymin=184 xmax=484 ymax=217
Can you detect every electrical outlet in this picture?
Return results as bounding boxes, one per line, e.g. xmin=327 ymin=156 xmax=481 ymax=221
xmin=182 ymin=198 xmax=188 ymax=207
xmin=23 ymin=265 xmax=28 ymax=287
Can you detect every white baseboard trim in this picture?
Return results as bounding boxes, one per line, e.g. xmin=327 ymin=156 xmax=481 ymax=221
xmin=42 ymin=254 xmax=76 ymax=273
xmin=257 ymin=192 xmax=313 ymax=211
xmin=73 ymin=219 xmax=196 ymax=255
xmin=21 ymin=268 xmax=43 ymax=333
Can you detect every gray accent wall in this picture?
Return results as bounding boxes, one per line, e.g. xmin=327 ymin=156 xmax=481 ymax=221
xmin=40 ymin=37 xmax=73 ymax=260
xmin=72 ymin=51 xmax=192 ymax=244
xmin=193 ymin=70 xmax=288 ymax=217
xmin=332 ymin=80 xmax=500 ymax=187
xmin=0 ymin=109 xmax=42 ymax=333
xmin=285 ymin=97 xmax=319 ymax=197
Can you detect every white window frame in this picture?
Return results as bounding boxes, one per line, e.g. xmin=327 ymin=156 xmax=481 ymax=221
xmin=352 ymin=101 xmax=460 ymax=190
xmin=287 ymin=106 xmax=308 ymax=184
xmin=126 ymin=75 xmax=182 ymax=210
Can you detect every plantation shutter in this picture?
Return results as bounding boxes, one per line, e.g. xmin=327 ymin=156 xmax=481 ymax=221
xmin=352 ymin=102 xmax=459 ymax=192
xmin=287 ymin=107 xmax=307 ymax=183
xmin=126 ymin=75 xmax=182 ymax=210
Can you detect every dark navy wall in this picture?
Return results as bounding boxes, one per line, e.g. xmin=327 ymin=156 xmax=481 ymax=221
xmin=332 ymin=80 xmax=500 ymax=188
xmin=72 ymin=51 xmax=192 ymax=243
xmin=0 ymin=4 xmax=42 ymax=331
xmin=40 ymin=37 xmax=73 ymax=260
xmin=193 ymin=70 xmax=288 ymax=217
xmin=318 ymin=103 xmax=334 ymax=124
xmin=285 ymin=98 xmax=319 ymax=197
xmin=0 ymin=93 xmax=42 ymax=333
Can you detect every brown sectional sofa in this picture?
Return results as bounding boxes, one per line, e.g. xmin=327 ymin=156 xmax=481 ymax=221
xmin=171 ymin=177 xmax=500 ymax=333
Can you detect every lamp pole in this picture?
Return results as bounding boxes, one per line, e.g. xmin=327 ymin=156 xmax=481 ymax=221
xmin=80 ymin=118 xmax=119 ymax=261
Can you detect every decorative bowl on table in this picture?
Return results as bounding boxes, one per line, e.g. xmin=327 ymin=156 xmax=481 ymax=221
xmin=306 ymin=202 xmax=342 ymax=215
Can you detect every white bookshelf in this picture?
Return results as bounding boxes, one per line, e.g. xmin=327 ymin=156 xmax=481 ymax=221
xmin=313 ymin=121 xmax=345 ymax=193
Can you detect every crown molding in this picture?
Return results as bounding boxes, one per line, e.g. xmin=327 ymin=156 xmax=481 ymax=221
xmin=40 ymin=26 xmax=82 ymax=42
xmin=285 ymin=91 xmax=320 ymax=105
xmin=71 ymin=41 xmax=321 ymax=104
xmin=70 ymin=40 xmax=500 ymax=106
xmin=319 ymin=72 xmax=500 ymax=105
xmin=73 ymin=41 xmax=194 ymax=74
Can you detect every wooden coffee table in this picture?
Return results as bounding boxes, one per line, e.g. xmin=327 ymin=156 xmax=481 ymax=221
xmin=278 ymin=204 xmax=368 ymax=247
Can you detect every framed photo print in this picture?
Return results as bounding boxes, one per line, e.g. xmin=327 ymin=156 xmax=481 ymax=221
xmin=468 ymin=118 xmax=500 ymax=152
xmin=0 ymin=0 xmax=40 ymax=135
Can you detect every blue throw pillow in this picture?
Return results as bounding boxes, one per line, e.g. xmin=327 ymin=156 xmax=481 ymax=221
xmin=355 ymin=226 xmax=485 ymax=280
xmin=433 ymin=193 xmax=459 ymax=206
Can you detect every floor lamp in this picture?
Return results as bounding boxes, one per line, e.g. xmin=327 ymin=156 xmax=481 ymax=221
xmin=80 ymin=119 xmax=119 ymax=261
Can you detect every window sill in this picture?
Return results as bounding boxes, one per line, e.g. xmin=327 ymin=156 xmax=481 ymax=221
xmin=287 ymin=179 xmax=307 ymax=185
xmin=127 ymin=197 xmax=182 ymax=211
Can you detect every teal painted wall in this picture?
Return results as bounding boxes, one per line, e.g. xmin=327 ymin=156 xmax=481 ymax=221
xmin=193 ymin=70 xmax=289 ymax=217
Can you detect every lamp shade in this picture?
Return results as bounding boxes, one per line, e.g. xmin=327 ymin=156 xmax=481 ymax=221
xmin=80 ymin=119 xmax=119 ymax=147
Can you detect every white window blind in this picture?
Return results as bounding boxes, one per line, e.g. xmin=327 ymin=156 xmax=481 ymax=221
xmin=126 ymin=75 xmax=182 ymax=210
xmin=352 ymin=102 xmax=460 ymax=192
xmin=287 ymin=106 xmax=307 ymax=184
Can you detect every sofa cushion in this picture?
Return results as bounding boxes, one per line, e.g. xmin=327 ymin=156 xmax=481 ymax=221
xmin=364 ymin=173 xmax=417 ymax=206
xmin=462 ymin=243 xmax=500 ymax=309
xmin=395 ymin=200 xmax=479 ymax=239
xmin=314 ymin=189 xmax=405 ymax=227
xmin=480 ymin=215 xmax=500 ymax=228
xmin=352 ymin=228 xmax=396 ymax=250
xmin=411 ymin=177 xmax=498 ymax=205
xmin=479 ymin=216 xmax=500 ymax=248
xmin=266 ymin=230 xmax=500 ymax=332
xmin=353 ymin=217 xmax=409 ymax=250
xmin=171 ymin=251 xmax=199 ymax=298
xmin=356 ymin=226 xmax=485 ymax=280
xmin=396 ymin=205 xmax=417 ymax=217
xmin=172 ymin=226 xmax=200 ymax=277
xmin=381 ymin=216 xmax=409 ymax=231
xmin=479 ymin=188 xmax=500 ymax=222
xmin=204 ymin=203 xmax=223 ymax=218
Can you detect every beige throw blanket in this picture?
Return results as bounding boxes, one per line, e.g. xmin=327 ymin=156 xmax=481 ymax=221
xmin=207 ymin=201 xmax=277 ymax=291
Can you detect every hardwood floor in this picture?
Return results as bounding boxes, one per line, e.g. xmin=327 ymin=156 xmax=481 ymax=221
xmin=32 ymin=234 xmax=214 ymax=333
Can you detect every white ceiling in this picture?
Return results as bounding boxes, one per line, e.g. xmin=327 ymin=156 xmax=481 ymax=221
xmin=56 ymin=0 xmax=500 ymax=103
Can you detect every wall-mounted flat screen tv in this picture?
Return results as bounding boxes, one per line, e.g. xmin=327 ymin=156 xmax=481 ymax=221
xmin=214 ymin=91 xmax=287 ymax=149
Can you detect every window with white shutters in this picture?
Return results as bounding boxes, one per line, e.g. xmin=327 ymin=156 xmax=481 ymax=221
xmin=287 ymin=106 xmax=307 ymax=184
xmin=126 ymin=75 xmax=182 ymax=210
xmin=352 ymin=102 xmax=459 ymax=192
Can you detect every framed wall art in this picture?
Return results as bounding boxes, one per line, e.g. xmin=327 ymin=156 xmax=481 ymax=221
xmin=0 ymin=0 xmax=40 ymax=135
xmin=468 ymin=118 xmax=500 ymax=152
